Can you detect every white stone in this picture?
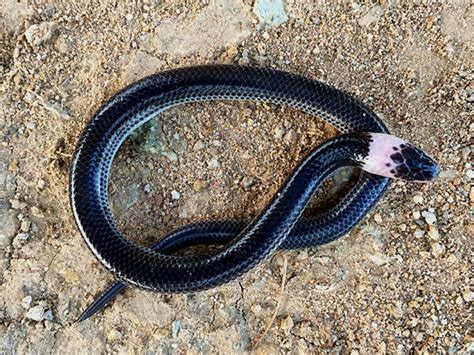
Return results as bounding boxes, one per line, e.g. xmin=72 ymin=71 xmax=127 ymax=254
xmin=26 ymin=305 xmax=45 ymax=321
xmin=253 ymin=0 xmax=288 ymax=28
xmin=421 ymin=210 xmax=437 ymax=225
xmin=413 ymin=194 xmax=424 ymax=204
xmin=21 ymin=295 xmax=33 ymax=309
xmin=208 ymin=157 xmax=220 ymax=169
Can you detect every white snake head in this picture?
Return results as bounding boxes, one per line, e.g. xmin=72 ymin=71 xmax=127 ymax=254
xmin=361 ymin=133 xmax=440 ymax=182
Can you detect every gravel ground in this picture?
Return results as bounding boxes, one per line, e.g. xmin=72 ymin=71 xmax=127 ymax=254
xmin=1 ymin=1 xmax=472 ymax=353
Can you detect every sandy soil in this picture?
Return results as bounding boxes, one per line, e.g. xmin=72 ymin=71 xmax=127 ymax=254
xmin=0 ymin=1 xmax=472 ymax=353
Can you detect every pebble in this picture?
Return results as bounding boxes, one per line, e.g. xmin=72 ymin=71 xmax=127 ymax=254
xmin=421 ymin=210 xmax=437 ymax=225
xmin=171 ymin=190 xmax=181 ymax=200
xmin=462 ymin=288 xmax=473 ymax=302
xmin=431 ymin=242 xmax=445 ymax=257
xmin=374 ymin=213 xmax=383 ymax=224
xmin=21 ymin=296 xmax=33 ymax=309
xmin=108 ymin=329 xmax=123 ymax=341
xmin=427 ymin=226 xmax=439 ymax=240
xmin=280 ymin=315 xmax=294 ymax=335
xmin=37 ymin=179 xmax=45 ymax=190
xmin=144 ymin=183 xmax=152 ymax=194
xmin=24 ymin=22 xmax=57 ymax=46
xmin=358 ymin=5 xmax=384 ymax=27
xmin=283 ymin=129 xmax=298 ymax=144
xmin=10 ymin=199 xmax=27 ymax=210
xmin=193 ymin=180 xmax=208 ymax=192
xmin=171 ymin=320 xmax=180 ymax=338
xmin=412 ymin=211 xmax=421 ymax=219
xmin=43 ymin=309 xmax=54 ymax=321
xmin=26 ymin=122 xmax=36 ymax=130
xmin=413 ymin=194 xmax=424 ymax=204
xmin=312 ymin=16 xmax=321 ymax=25
xmin=0 ymin=234 xmax=9 ymax=248
xmin=12 ymin=233 xmax=29 ymax=248
xmin=193 ymin=140 xmax=205 ymax=151
xmin=253 ymin=0 xmax=288 ymax=28
xmin=274 ymin=125 xmax=285 ymax=139
xmin=20 ymin=219 xmax=31 ymax=233
xmin=242 ymin=176 xmax=255 ymax=190
xmin=414 ymin=229 xmax=424 ymax=239
xmin=26 ymin=305 xmax=46 ymax=321
xmin=44 ymin=320 xmax=55 ymax=331
xmin=208 ymin=157 xmax=220 ymax=169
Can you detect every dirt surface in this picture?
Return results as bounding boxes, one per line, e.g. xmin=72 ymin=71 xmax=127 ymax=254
xmin=1 ymin=1 xmax=473 ymax=353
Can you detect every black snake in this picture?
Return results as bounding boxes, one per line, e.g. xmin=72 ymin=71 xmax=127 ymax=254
xmin=69 ymin=65 xmax=439 ymax=321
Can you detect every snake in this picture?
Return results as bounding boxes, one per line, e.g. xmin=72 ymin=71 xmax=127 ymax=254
xmin=70 ymin=65 xmax=439 ymax=321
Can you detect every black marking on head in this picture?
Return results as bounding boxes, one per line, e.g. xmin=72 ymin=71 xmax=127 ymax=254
xmin=393 ymin=146 xmax=399 ymax=151
xmin=390 ymin=152 xmax=404 ymax=163
xmin=385 ymin=163 xmax=391 ymax=167
xmin=388 ymin=143 xmax=439 ymax=181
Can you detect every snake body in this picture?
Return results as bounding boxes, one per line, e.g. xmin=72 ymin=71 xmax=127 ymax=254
xmin=70 ymin=65 xmax=391 ymax=296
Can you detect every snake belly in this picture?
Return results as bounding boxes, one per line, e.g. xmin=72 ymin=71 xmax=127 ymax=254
xmin=70 ymin=65 xmax=390 ymax=292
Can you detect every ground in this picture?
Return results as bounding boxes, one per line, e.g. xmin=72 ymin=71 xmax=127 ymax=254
xmin=0 ymin=1 xmax=473 ymax=354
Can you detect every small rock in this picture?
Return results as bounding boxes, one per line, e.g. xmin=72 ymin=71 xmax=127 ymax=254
xmin=144 ymin=183 xmax=152 ymax=194
xmin=162 ymin=150 xmax=178 ymax=162
xmin=21 ymin=295 xmax=33 ymax=309
xmin=219 ymin=45 xmax=238 ymax=62
xmin=242 ymin=177 xmax=255 ymax=190
xmin=208 ymin=157 xmax=220 ymax=169
xmin=10 ymin=199 xmax=27 ymax=210
xmin=171 ymin=320 xmax=180 ymax=338
xmin=283 ymin=129 xmax=298 ymax=144
xmin=427 ymin=226 xmax=439 ymax=240
xmin=20 ymin=219 xmax=31 ymax=233
xmin=171 ymin=190 xmax=181 ymax=200
xmin=421 ymin=210 xmax=437 ymax=225
xmin=24 ymin=22 xmax=57 ymax=46
xmin=280 ymin=315 xmax=294 ymax=335
xmin=44 ymin=320 xmax=55 ymax=331
xmin=412 ymin=211 xmax=421 ymax=219
xmin=193 ymin=180 xmax=208 ymax=192
xmin=374 ymin=213 xmax=382 ymax=224
xmin=253 ymin=0 xmax=289 ymax=28
xmin=0 ymin=234 xmax=10 ymax=249
xmin=108 ymin=329 xmax=123 ymax=341
xmin=311 ymin=16 xmax=321 ymax=25
xmin=43 ymin=309 xmax=54 ymax=321
xmin=414 ymin=229 xmax=424 ymax=239
xmin=12 ymin=233 xmax=29 ymax=248
xmin=431 ymin=242 xmax=445 ymax=257
xmin=274 ymin=125 xmax=285 ymax=140
xmin=193 ymin=140 xmax=205 ymax=151
xmin=37 ymin=179 xmax=45 ymax=190
xmin=26 ymin=122 xmax=36 ymax=130
xmin=26 ymin=305 xmax=46 ymax=321
xmin=462 ymin=288 xmax=473 ymax=302
xmin=358 ymin=5 xmax=384 ymax=27
xmin=413 ymin=194 xmax=423 ymax=204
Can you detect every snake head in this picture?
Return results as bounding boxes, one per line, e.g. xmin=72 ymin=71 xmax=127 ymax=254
xmin=361 ymin=133 xmax=440 ymax=182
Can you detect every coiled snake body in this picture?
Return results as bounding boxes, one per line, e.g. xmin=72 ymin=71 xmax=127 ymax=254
xmin=70 ymin=65 xmax=438 ymax=320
